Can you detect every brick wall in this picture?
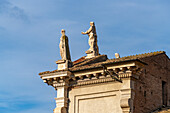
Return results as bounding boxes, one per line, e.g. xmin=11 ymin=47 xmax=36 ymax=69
xmin=133 ymin=54 xmax=170 ymax=113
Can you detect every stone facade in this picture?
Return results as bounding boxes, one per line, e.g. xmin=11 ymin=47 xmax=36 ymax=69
xmin=39 ymin=51 xmax=170 ymax=113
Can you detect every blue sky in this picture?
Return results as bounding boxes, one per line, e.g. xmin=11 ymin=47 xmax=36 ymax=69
xmin=0 ymin=0 xmax=170 ymax=113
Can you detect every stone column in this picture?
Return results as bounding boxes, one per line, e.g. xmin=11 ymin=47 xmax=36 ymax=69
xmin=53 ymin=86 xmax=68 ymax=113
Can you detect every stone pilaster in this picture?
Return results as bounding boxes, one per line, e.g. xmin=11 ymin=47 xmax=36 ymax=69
xmin=53 ymin=86 xmax=68 ymax=113
xmin=120 ymin=89 xmax=135 ymax=113
xmin=120 ymin=76 xmax=136 ymax=113
xmin=39 ymin=70 xmax=71 ymax=113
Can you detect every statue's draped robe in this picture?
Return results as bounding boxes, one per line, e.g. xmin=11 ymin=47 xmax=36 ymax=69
xmin=59 ymin=35 xmax=71 ymax=61
xmin=84 ymin=25 xmax=99 ymax=55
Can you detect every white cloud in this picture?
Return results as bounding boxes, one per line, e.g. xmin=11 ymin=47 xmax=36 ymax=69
xmin=0 ymin=0 xmax=29 ymax=21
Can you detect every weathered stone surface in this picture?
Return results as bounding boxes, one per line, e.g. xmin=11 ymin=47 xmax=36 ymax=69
xmin=59 ymin=29 xmax=71 ymax=61
xmin=82 ymin=22 xmax=99 ymax=58
xmin=68 ymin=80 xmax=128 ymax=113
xmin=39 ymin=51 xmax=170 ymax=113
xmin=56 ymin=60 xmax=72 ymax=70
xmin=56 ymin=29 xmax=72 ymax=70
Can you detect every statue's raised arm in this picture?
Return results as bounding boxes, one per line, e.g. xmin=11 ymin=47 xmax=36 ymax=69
xmin=81 ymin=22 xmax=96 ymax=35
xmin=82 ymin=22 xmax=99 ymax=58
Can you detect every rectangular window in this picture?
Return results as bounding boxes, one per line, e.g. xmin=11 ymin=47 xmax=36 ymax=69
xmin=162 ymin=81 xmax=167 ymax=106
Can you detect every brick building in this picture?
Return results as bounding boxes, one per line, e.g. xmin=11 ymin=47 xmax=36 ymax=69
xmin=39 ymin=51 xmax=170 ymax=113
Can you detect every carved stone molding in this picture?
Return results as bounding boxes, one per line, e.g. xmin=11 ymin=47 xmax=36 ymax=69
xmin=41 ymin=65 xmax=142 ymax=88
xmin=53 ymin=107 xmax=67 ymax=113
xmin=39 ymin=61 xmax=144 ymax=113
xmin=70 ymin=77 xmax=116 ymax=87
xmin=120 ymin=89 xmax=132 ymax=113
xmin=120 ymin=89 xmax=135 ymax=113
xmin=68 ymin=71 xmax=133 ymax=87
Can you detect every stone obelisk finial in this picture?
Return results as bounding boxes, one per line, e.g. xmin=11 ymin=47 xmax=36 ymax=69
xmin=56 ymin=29 xmax=72 ymax=70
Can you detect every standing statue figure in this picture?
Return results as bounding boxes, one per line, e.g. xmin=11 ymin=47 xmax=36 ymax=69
xmin=59 ymin=29 xmax=71 ymax=61
xmin=81 ymin=22 xmax=99 ymax=57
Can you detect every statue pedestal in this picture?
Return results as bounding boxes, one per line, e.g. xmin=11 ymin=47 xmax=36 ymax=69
xmin=85 ymin=50 xmax=98 ymax=59
xmin=56 ymin=60 xmax=72 ymax=70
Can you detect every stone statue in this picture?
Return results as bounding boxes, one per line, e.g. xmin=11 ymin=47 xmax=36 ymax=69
xmin=59 ymin=29 xmax=71 ymax=61
xmin=81 ymin=22 xmax=99 ymax=57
